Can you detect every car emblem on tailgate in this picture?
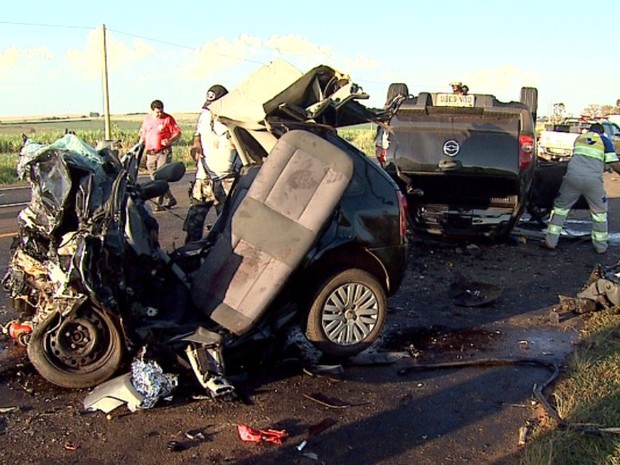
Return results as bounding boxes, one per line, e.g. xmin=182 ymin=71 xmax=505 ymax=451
xmin=443 ymin=140 xmax=460 ymax=157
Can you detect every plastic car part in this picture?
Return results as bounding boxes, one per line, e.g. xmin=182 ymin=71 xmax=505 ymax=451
xmin=191 ymin=130 xmax=354 ymax=336
xmin=83 ymin=372 xmax=145 ymax=414
xmin=184 ymin=344 xmax=235 ymax=398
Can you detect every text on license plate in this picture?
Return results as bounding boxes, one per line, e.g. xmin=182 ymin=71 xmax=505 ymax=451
xmin=435 ymin=93 xmax=475 ymax=107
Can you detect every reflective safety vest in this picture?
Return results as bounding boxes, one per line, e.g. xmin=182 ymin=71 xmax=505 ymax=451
xmin=573 ymin=131 xmax=617 ymax=163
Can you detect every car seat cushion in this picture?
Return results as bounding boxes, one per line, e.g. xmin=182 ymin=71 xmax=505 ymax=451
xmin=191 ymin=130 xmax=354 ymax=335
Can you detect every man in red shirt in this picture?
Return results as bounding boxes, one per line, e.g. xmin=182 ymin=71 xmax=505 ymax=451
xmin=139 ymin=99 xmax=182 ymax=210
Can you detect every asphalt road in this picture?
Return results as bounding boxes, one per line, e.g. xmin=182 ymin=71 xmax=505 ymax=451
xmin=1 ymin=174 xmax=619 ymax=464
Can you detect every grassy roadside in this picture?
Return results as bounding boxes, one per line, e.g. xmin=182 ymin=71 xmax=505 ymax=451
xmin=522 ymin=310 xmax=620 ymax=464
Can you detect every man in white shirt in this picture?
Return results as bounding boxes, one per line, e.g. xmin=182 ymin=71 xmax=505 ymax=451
xmin=182 ymin=84 xmax=239 ymax=243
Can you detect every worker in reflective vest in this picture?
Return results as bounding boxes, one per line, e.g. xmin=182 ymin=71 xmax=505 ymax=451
xmin=544 ymin=123 xmax=620 ymax=254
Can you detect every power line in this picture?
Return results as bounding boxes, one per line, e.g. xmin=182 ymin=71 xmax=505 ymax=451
xmin=108 ymin=28 xmax=264 ymax=66
xmin=1 ymin=20 xmax=266 ymax=66
xmin=0 ymin=19 xmax=401 ymax=95
xmin=0 ymin=20 xmax=93 ymax=30
xmin=106 ymin=28 xmax=195 ymax=51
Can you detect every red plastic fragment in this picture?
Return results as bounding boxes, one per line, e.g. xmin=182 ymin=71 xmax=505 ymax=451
xmin=8 ymin=321 xmax=32 ymax=340
xmin=237 ymin=424 xmax=288 ymax=445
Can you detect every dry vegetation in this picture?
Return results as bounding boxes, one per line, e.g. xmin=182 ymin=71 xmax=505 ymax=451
xmin=0 ymin=114 xmax=376 ymax=184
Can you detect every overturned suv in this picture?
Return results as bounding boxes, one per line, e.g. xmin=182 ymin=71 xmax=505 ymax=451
xmin=383 ymin=84 xmax=538 ymax=238
xmin=3 ymin=60 xmax=409 ymax=393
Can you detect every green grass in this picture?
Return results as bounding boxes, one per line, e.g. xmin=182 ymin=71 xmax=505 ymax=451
xmin=0 ymin=116 xmax=377 ymax=185
xmin=338 ymin=125 xmax=376 ymax=156
xmin=0 ymin=114 xmax=200 ymax=184
xmin=521 ymin=310 xmax=620 ymax=464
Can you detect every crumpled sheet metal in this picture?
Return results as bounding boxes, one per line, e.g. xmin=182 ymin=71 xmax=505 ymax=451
xmin=18 ymin=134 xmax=105 ymax=180
xmin=17 ymin=134 xmax=111 ymax=236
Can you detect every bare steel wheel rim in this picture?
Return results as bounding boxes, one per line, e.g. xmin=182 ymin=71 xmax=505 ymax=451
xmin=47 ymin=308 xmax=112 ymax=371
xmin=321 ymin=282 xmax=379 ymax=346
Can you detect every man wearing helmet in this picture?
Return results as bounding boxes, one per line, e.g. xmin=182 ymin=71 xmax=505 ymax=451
xmin=183 ymin=84 xmax=239 ymax=243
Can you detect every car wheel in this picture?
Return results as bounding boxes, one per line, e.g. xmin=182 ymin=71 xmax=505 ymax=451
xmin=27 ymin=304 xmax=124 ymax=389
xmin=305 ymin=269 xmax=387 ymax=358
xmin=520 ymin=87 xmax=538 ymax=121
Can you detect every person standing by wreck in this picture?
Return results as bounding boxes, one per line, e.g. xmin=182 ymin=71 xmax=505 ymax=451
xmin=139 ymin=99 xmax=182 ymax=211
xmin=183 ymin=84 xmax=239 ymax=243
xmin=374 ymin=124 xmax=389 ymax=168
xmin=374 ymin=83 xmax=410 ymax=168
xmin=543 ymin=122 xmax=620 ymax=254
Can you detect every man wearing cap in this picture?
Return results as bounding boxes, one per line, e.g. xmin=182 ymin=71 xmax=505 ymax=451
xmin=544 ymin=123 xmax=620 ymax=253
xmin=183 ymin=85 xmax=239 ymax=243
xmin=139 ymin=99 xmax=182 ymax=210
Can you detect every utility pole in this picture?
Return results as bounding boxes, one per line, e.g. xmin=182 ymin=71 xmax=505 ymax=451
xmin=102 ymin=24 xmax=112 ymax=141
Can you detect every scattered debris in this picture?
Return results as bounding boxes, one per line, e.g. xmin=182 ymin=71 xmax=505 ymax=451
xmin=63 ymin=443 xmax=79 ymax=451
xmin=184 ymin=429 xmax=207 ymax=441
xmin=237 ymin=424 xmax=288 ymax=445
xmin=347 ymin=352 xmax=405 ymax=366
xmin=5 ymin=321 xmax=32 ymax=345
xmin=303 ymin=393 xmax=351 ymax=409
xmin=83 ymin=373 xmax=145 ymax=414
xmin=303 ymin=365 xmax=344 ymax=377
xmin=518 ymin=424 xmax=530 ymax=446
xmin=83 ymin=351 xmax=178 ymax=414
xmin=448 ymin=275 xmax=502 ymax=307
xmin=164 ymin=428 xmax=212 ymax=453
xmin=130 ymin=349 xmax=178 ymax=409
xmin=167 ymin=440 xmax=184 ymax=452
xmin=552 ymin=264 xmax=620 ymax=321
xmin=0 ymin=407 xmax=19 ymax=414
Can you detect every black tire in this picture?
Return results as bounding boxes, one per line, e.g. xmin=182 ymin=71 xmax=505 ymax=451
xmin=520 ymin=87 xmax=538 ymax=121
xmin=27 ymin=304 xmax=124 ymax=389
xmin=305 ymin=269 xmax=387 ymax=358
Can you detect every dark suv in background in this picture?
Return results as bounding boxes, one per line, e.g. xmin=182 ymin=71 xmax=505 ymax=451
xmin=383 ymin=84 xmax=538 ymax=239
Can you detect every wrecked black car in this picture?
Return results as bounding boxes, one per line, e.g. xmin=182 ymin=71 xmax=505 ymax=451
xmin=2 ymin=60 xmax=409 ymax=397
xmin=383 ymin=84 xmax=538 ymax=239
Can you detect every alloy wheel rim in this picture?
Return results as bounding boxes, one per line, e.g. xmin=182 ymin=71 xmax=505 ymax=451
xmin=321 ymin=282 xmax=379 ymax=346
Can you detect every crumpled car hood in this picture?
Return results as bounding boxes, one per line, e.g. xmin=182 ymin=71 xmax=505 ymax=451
xmin=17 ymin=134 xmax=113 ymax=236
xmin=208 ymin=59 xmax=378 ymax=130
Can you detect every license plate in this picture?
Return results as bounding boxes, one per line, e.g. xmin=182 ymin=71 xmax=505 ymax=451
xmin=435 ymin=93 xmax=475 ymax=108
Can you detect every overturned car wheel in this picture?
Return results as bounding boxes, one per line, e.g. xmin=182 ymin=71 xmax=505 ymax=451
xmin=306 ymin=269 xmax=386 ymax=358
xmin=27 ymin=304 xmax=124 ymax=389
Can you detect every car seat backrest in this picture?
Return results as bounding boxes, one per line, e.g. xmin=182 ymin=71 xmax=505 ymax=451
xmin=190 ymin=130 xmax=354 ymax=335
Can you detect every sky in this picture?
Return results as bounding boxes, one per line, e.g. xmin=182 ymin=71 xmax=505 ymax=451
xmin=1 ymin=0 xmax=618 ymax=119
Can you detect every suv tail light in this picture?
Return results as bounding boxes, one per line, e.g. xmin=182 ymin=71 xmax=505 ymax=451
xmin=519 ymin=134 xmax=534 ymax=170
xmin=397 ymin=191 xmax=408 ymax=240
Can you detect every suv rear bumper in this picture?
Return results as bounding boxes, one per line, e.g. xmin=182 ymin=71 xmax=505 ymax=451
xmin=412 ymin=204 xmax=517 ymax=238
